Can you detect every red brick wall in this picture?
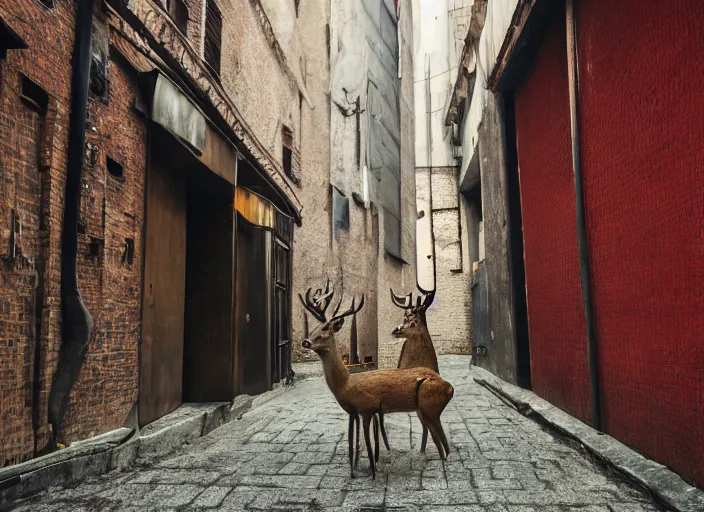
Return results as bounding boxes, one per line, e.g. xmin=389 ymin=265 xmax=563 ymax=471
xmin=61 ymin=36 xmax=146 ymax=443
xmin=0 ymin=3 xmax=145 ymax=465
xmin=577 ymin=0 xmax=704 ymax=487
xmin=514 ymin=14 xmax=591 ymax=423
xmin=0 ymin=0 xmax=75 ymax=466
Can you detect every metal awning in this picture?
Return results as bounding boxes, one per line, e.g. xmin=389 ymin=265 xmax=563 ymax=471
xmin=0 ymin=16 xmax=28 ymax=60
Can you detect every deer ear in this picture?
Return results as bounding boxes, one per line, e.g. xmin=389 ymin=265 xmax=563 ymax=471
xmin=331 ymin=318 xmax=345 ymax=332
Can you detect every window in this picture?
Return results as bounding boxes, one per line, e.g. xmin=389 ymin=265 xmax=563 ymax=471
xmin=20 ymin=75 xmax=48 ymax=113
xmin=281 ymin=126 xmax=300 ymax=185
xmin=204 ymin=0 xmax=222 ymax=75
xmin=106 ymin=156 xmax=124 ymax=180
xmin=166 ymin=0 xmax=189 ymax=34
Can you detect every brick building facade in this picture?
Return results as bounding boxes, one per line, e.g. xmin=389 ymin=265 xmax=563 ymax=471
xmin=0 ymin=0 xmax=305 ymax=468
xmin=0 ymin=0 xmax=418 ymax=470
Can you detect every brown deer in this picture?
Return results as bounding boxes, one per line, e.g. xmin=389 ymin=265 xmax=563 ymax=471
xmin=299 ymin=284 xmax=453 ymax=479
xmin=390 ymin=284 xmax=439 ymax=453
xmin=300 ymin=281 xmax=390 ymax=467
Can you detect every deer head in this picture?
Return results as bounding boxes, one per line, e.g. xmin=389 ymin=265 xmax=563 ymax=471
xmin=300 ymin=280 xmax=365 ymax=356
xmin=390 ymin=284 xmax=435 ymax=338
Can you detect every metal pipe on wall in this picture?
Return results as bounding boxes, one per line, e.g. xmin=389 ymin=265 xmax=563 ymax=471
xmin=424 ymin=54 xmax=437 ymax=290
xmin=48 ymin=0 xmax=96 ymax=448
xmin=565 ymin=0 xmax=603 ymax=431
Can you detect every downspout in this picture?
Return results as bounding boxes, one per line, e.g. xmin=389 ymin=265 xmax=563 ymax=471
xmin=565 ymin=0 xmax=602 ymax=431
xmin=47 ymin=0 xmax=96 ymax=448
xmin=425 ymin=54 xmax=436 ymax=290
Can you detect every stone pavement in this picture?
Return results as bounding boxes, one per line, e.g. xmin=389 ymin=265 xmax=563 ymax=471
xmin=14 ymin=356 xmax=662 ymax=511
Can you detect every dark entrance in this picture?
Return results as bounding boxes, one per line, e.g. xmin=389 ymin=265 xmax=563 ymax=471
xmin=140 ymin=125 xmax=237 ymax=425
xmin=234 ymin=184 xmax=293 ymax=396
xmin=503 ymin=93 xmax=532 ymax=390
xmin=183 ymin=167 xmax=235 ymax=402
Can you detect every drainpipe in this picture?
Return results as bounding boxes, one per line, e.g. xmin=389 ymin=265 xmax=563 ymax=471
xmin=425 ymin=54 xmax=436 ymax=290
xmin=47 ymin=0 xmax=96 ymax=448
xmin=565 ymin=0 xmax=602 ymax=431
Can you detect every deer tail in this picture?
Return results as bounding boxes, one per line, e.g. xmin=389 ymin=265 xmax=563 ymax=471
xmin=414 ymin=377 xmax=429 ymax=409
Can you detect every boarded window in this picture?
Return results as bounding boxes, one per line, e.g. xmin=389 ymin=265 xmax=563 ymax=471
xmin=167 ymin=0 xmax=189 ymax=34
xmin=332 ymin=186 xmax=350 ymax=233
xmin=204 ymin=0 xmax=222 ymax=75
xmin=282 ymin=126 xmax=300 ymax=185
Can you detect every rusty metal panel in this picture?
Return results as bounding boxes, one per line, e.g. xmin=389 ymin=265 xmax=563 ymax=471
xmin=234 ymin=187 xmax=275 ymax=229
xmin=151 ymin=73 xmax=206 ymax=154
xmin=200 ymin=123 xmax=237 ymax=185
xmin=140 ymin=154 xmax=187 ymax=427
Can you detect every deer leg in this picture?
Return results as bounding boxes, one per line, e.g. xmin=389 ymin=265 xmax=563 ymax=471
xmin=416 ymin=411 xmax=429 ymax=453
xmin=436 ymin=421 xmax=451 ymax=457
xmin=348 ymin=414 xmax=355 ymax=477
xmin=373 ymin=414 xmax=380 ymax=463
xmin=424 ymin=416 xmax=448 ymax=461
xmin=421 ymin=425 xmax=429 ymax=453
xmin=362 ymin=415 xmax=376 ymax=479
xmin=354 ymin=414 xmax=360 ymax=468
xmin=418 ymin=412 xmax=446 ymax=460
xmin=378 ymin=411 xmax=390 ymax=451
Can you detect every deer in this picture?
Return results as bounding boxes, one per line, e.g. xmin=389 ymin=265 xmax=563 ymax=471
xmin=390 ymin=284 xmax=439 ymax=453
xmin=299 ymin=284 xmax=454 ymax=479
xmin=300 ymin=282 xmax=389 ymax=468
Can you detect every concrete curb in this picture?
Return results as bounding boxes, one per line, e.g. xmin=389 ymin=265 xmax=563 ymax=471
xmin=471 ymin=365 xmax=704 ymax=512
xmin=0 ymin=383 xmax=292 ymax=508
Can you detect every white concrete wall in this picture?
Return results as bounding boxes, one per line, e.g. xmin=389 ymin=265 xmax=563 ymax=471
xmin=460 ymin=0 xmax=519 ymax=179
xmin=413 ymin=0 xmax=473 ymax=355
xmin=413 ymin=0 xmax=457 ymax=169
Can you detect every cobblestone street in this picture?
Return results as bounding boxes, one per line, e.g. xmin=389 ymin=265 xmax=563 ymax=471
xmin=16 ymin=357 xmax=662 ymax=511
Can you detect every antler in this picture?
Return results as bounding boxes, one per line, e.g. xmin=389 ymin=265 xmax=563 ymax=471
xmin=390 ymin=289 xmax=413 ymax=309
xmin=390 ymin=283 xmax=435 ymax=313
xmin=299 ymin=279 xmax=335 ymax=323
xmin=329 ymin=294 xmax=365 ymax=325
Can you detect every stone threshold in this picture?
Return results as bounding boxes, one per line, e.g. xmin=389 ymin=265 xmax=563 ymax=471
xmin=471 ymin=365 xmax=704 ymax=512
xmin=0 ymin=383 xmax=290 ymax=507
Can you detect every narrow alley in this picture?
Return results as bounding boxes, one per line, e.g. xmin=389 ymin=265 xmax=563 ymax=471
xmin=15 ymin=357 xmax=662 ymax=511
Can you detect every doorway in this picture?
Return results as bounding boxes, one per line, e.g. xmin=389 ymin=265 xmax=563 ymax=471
xmin=233 ymin=181 xmax=293 ymax=396
xmin=234 ymin=212 xmax=272 ymax=395
xmin=139 ymin=128 xmax=187 ymax=426
xmin=139 ymin=124 xmax=237 ymax=426
xmin=503 ymin=93 xmax=532 ymax=390
xmin=182 ymin=167 xmax=235 ymax=402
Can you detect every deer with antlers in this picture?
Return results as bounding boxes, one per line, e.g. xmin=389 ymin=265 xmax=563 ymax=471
xmin=390 ymin=284 xmax=439 ymax=453
xmin=299 ymin=282 xmax=454 ymax=479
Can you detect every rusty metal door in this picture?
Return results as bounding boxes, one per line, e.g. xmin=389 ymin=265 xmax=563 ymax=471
xmin=140 ymin=157 xmax=187 ymax=426
xmin=234 ymin=213 xmax=272 ymax=395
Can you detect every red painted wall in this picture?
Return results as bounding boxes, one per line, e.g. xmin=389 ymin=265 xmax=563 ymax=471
xmin=514 ymin=15 xmax=591 ymax=423
xmin=577 ymin=0 xmax=704 ymax=488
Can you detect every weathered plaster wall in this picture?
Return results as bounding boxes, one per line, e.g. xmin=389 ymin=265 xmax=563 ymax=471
xmin=290 ymin=0 xmax=417 ymax=370
xmin=376 ymin=0 xmax=417 ymax=369
xmin=220 ymin=0 xmax=303 ymax=180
